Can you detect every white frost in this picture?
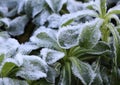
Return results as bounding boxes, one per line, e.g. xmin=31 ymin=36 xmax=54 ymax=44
xmin=41 ymin=48 xmax=65 ymax=64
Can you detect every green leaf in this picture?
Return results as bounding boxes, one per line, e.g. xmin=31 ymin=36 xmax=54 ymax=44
xmin=70 ymin=57 xmax=96 ymax=85
xmin=0 ymin=77 xmax=28 ymax=85
xmin=107 ymin=23 xmax=120 ymax=66
xmin=71 ymin=42 xmax=111 ymax=59
xmin=45 ymin=0 xmax=67 ymax=12
xmin=0 ymin=54 xmax=4 ymax=64
xmin=79 ymin=18 xmax=103 ymax=49
xmin=41 ymin=48 xmax=64 ymax=64
xmin=57 ymin=25 xmax=83 ymax=49
xmin=107 ymin=5 xmax=120 ymax=15
xmin=107 ymin=14 xmax=120 ymax=25
xmin=87 ymin=41 xmax=111 ymax=55
xmin=1 ymin=62 xmax=17 ymax=77
xmin=59 ymin=62 xmax=71 ymax=85
xmin=30 ymin=79 xmax=53 ymax=85
xmin=16 ymin=54 xmax=48 ymax=80
xmin=99 ymin=0 xmax=107 ymax=17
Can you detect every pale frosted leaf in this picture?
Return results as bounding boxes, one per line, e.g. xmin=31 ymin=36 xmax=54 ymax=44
xmin=45 ymin=0 xmax=67 ymax=12
xmin=0 ymin=0 xmax=18 ymax=17
xmin=0 ymin=6 xmax=8 ymax=17
xmin=60 ymin=10 xmax=98 ymax=26
xmin=0 ymin=78 xmax=28 ymax=85
xmin=0 ymin=31 xmax=10 ymax=39
xmin=67 ymin=0 xmax=84 ymax=13
xmin=91 ymin=62 xmax=103 ymax=85
xmin=41 ymin=48 xmax=64 ymax=64
xmin=25 ymin=0 xmax=45 ymax=17
xmin=47 ymin=13 xmax=61 ymax=28
xmin=18 ymin=42 xmax=39 ymax=54
xmin=46 ymin=66 xmax=58 ymax=83
xmin=0 ymin=18 xmax=10 ymax=28
xmin=17 ymin=0 xmax=26 ymax=14
xmin=0 ymin=38 xmax=19 ymax=58
xmin=16 ymin=54 xmax=48 ymax=80
xmin=30 ymin=26 xmax=59 ymax=49
xmin=79 ymin=18 xmax=103 ymax=49
xmin=32 ymin=9 xmax=50 ymax=26
xmin=57 ymin=25 xmax=83 ymax=49
xmin=8 ymin=15 xmax=29 ymax=36
xmin=70 ymin=57 xmax=96 ymax=85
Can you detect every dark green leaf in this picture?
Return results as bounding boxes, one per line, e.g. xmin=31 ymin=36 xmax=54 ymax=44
xmin=59 ymin=62 xmax=71 ymax=85
xmin=70 ymin=57 xmax=96 ymax=85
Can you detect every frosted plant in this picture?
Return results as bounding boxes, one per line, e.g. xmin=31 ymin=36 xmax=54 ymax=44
xmin=0 ymin=0 xmax=120 ymax=85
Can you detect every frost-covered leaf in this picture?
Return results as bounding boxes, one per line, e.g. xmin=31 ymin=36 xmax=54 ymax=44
xmin=85 ymin=0 xmax=107 ymax=16
xmin=47 ymin=13 xmax=61 ymax=28
xmin=60 ymin=10 xmax=98 ymax=26
xmin=18 ymin=42 xmax=39 ymax=54
xmin=79 ymin=18 xmax=103 ymax=49
xmin=73 ymin=41 xmax=111 ymax=58
xmin=30 ymin=26 xmax=59 ymax=49
xmin=107 ymin=4 xmax=120 ymax=15
xmin=0 ymin=37 xmax=19 ymax=58
xmin=41 ymin=48 xmax=64 ymax=64
xmin=91 ymin=41 xmax=110 ymax=52
xmin=45 ymin=0 xmax=67 ymax=12
xmin=17 ymin=0 xmax=26 ymax=14
xmin=57 ymin=25 xmax=83 ymax=49
xmin=0 ymin=31 xmax=10 ymax=39
xmin=58 ymin=62 xmax=71 ymax=85
xmin=86 ymin=41 xmax=111 ymax=55
xmin=25 ymin=0 xmax=45 ymax=17
xmin=0 ymin=0 xmax=18 ymax=17
xmin=0 ymin=18 xmax=10 ymax=28
xmin=16 ymin=54 xmax=48 ymax=80
xmin=0 ymin=6 xmax=8 ymax=17
xmin=67 ymin=0 xmax=84 ymax=13
xmin=91 ymin=62 xmax=103 ymax=85
xmin=0 ymin=78 xmax=28 ymax=85
xmin=107 ymin=14 xmax=120 ymax=25
xmin=46 ymin=66 xmax=58 ymax=83
xmin=8 ymin=15 xmax=29 ymax=36
xmin=32 ymin=9 xmax=50 ymax=26
xmin=70 ymin=57 xmax=96 ymax=85
xmin=107 ymin=23 xmax=120 ymax=66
